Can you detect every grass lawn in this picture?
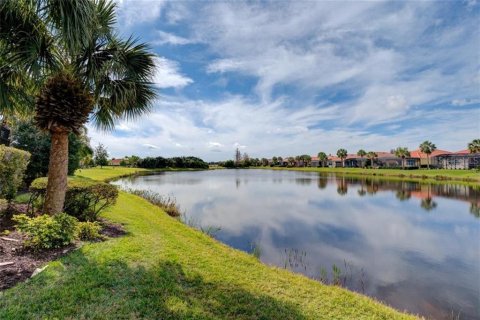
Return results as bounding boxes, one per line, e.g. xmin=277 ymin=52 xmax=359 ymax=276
xmin=262 ymin=166 xmax=480 ymax=183
xmin=0 ymin=168 xmax=416 ymax=319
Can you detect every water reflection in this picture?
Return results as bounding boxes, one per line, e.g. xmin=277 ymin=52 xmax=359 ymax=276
xmin=112 ymin=170 xmax=480 ymax=319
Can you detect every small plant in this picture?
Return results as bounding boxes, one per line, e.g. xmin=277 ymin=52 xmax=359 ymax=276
xmin=250 ymin=242 xmax=262 ymax=259
xmin=13 ymin=213 xmax=78 ymax=251
xmin=76 ymin=221 xmax=102 ymax=241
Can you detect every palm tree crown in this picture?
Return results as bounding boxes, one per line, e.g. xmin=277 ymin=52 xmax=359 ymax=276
xmin=419 ymin=141 xmax=436 ymax=169
xmin=1 ymin=0 xmax=158 ymax=214
xmin=468 ymin=139 xmax=480 ymax=153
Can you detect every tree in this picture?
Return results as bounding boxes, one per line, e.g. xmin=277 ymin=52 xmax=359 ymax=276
xmin=468 ymin=139 xmax=480 ymax=153
xmin=272 ymin=156 xmax=278 ymax=166
xmin=419 ymin=141 xmax=436 ymax=169
xmin=235 ymin=148 xmax=242 ymax=166
xmin=357 ymin=149 xmax=366 ymax=168
xmin=127 ymin=155 xmax=140 ymax=167
xmin=366 ymin=151 xmax=377 ymax=168
xmin=11 ymin=119 xmax=90 ymax=184
xmin=261 ymin=158 xmax=269 ymax=166
xmin=94 ymin=144 xmax=109 ymax=168
xmin=277 ymin=156 xmax=283 ymax=166
xmin=1 ymin=0 xmax=157 ymax=214
xmin=301 ymin=154 xmax=312 ymax=167
xmin=336 ymin=149 xmax=348 ymax=167
xmin=393 ymin=147 xmax=410 ymax=170
xmin=287 ymin=157 xmax=295 ymax=167
xmin=317 ymin=152 xmax=328 ymax=167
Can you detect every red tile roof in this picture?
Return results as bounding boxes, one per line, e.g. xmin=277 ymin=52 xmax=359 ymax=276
xmin=409 ymin=149 xmax=452 ymax=159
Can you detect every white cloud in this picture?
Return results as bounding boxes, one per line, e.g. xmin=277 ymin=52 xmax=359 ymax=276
xmin=114 ymin=0 xmax=166 ymax=26
xmin=153 ymin=31 xmax=193 ymax=46
xmin=153 ymin=57 xmax=193 ymax=88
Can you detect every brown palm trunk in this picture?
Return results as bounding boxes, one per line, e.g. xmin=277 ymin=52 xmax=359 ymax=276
xmin=43 ymin=129 xmax=69 ymax=214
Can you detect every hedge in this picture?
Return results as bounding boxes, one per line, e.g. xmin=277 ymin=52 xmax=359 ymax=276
xmin=0 ymin=145 xmax=30 ymax=200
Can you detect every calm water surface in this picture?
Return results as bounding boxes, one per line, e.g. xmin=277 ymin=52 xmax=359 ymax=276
xmin=113 ymin=169 xmax=480 ymax=319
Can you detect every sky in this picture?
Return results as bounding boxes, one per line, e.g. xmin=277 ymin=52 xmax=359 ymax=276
xmin=88 ymin=0 xmax=480 ymax=161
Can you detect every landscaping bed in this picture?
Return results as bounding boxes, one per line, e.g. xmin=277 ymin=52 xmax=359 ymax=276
xmin=0 ymin=218 xmax=125 ymax=291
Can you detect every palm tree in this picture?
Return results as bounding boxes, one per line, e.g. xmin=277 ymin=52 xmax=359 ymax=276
xmin=301 ymin=154 xmax=311 ymax=167
xmin=357 ymin=149 xmax=366 ymax=168
xmin=287 ymin=157 xmax=295 ymax=167
xmin=336 ymin=148 xmax=348 ymax=167
xmin=393 ymin=147 xmax=410 ymax=170
xmin=419 ymin=141 xmax=436 ymax=169
xmin=468 ymin=139 xmax=480 ymax=153
xmin=366 ymin=151 xmax=377 ymax=168
xmin=1 ymin=0 xmax=157 ymax=214
xmin=317 ymin=152 xmax=328 ymax=167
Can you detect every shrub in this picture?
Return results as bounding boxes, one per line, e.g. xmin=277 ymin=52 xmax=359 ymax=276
xmin=30 ymin=177 xmax=118 ymax=221
xmin=0 ymin=145 xmax=30 ymax=200
xmin=127 ymin=189 xmax=182 ymax=217
xmin=0 ymin=198 xmax=7 ymax=212
xmin=76 ymin=221 xmax=102 ymax=240
xmin=13 ymin=213 xmax=78 ymax=250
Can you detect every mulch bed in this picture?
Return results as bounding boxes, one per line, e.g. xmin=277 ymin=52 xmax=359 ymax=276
xmin=0 ymin=213 xmax=126 ymax=291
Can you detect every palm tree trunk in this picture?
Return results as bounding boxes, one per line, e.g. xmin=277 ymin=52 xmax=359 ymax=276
xmin=43 ymin=129 xmax=69 ymax=214
xmin=427 ymin=155 xmax=430 ymax=169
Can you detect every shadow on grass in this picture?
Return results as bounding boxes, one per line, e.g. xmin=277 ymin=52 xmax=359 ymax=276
xmin=0 ymin=251 xmax=307 ymax=320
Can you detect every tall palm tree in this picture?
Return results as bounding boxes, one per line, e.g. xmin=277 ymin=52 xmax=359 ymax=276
xmin=366 ymin=151 xmax=377 ymax=168
xmin=336 ymin=148 xmax=347 ymax=167
xmin=1 ymin=0 xmax=157 ymax=214
xmin=317 ymin=151 xmax=328 ymax=167
xmin=357 ymin=149 xmax=366 ymax=168
xmin=393 ymin=147 xmax=410 ymax=170
xmin=301 ymin=154 xmax=311 ymax=167
xmin=468 ymin=139 xmax=480 ymax=153
xmin=419 ymin=141 xmax=436 ymax=169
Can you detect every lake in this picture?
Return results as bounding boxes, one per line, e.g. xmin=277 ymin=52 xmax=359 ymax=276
xmin=112 ymin=169 xmax=480 ymax=319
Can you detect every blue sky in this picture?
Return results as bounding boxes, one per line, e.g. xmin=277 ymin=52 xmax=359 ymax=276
xmin=89 ymin=0 xmax=480 ymax=161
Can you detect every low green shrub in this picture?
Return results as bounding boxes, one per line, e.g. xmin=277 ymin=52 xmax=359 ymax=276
xmin=0 ymin=145 xmax=30 ymax=200
xmin=13 ymin=213 xmax=78 ymax=250
xmin=75 ymin=221 xmax=102 ymax=240
xmin=30 ymin=177 xmax=118 ymax=221
xmin=0 ymin=198 xmax=8 ymax=214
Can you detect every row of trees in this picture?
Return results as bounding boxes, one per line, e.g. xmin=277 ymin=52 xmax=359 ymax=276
xmin=137 ymin=156 xmax=208 ymax=169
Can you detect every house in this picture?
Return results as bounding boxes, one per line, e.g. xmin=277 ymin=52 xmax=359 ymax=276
xmin=375 ymin=152 xmax=419 ymax=168
xmin=310 ymin=156 xmax=319 ymax=167
xmin=109 ymin=158 xmax=123 ymax=166
xmin=435 ymin=150 xmax=480 ymax=169
xmin=409 ymin=149 xmax=452 ymax=168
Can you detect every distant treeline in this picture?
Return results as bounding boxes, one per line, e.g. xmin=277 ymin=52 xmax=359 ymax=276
xmin=137 ymin=156 xmax=209 ymax=169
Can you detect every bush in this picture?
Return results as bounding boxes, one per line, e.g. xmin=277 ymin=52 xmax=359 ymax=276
xmin=0 ymin=198 xmax=7 ymax=212
xmin=13 ymin=213 xmax=78 ymax=250
xmin=76 ymin=221 xmax=102 ymax=240
xmin=0 ymin=145 xmax=30 ymax=200
xmin=30 ymin=177 xmax=118 ymax=221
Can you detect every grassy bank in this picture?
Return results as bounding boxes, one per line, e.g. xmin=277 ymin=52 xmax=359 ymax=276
xmin=0 ymin=168 xmax=416 ymax=319
xmin=261 ymin=166 xmax=480 ymax=184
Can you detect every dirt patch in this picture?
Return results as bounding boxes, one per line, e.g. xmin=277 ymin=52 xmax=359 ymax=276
xmin=0 ymin=218 xmax=126 ymax=291
xmin=98 ymin=218 xmax=127 ymax=238
xmin=0 ymin=231 xmax=77 ymax=290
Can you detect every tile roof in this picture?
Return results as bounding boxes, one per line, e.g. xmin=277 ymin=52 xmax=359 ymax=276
xmin=409 ymin=149 xmax=452 ymax=158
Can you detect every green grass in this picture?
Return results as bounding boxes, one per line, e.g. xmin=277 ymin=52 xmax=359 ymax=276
xmin=75 ymin=166 xmax=149 ymax=181
xmin=0 ymin=168 xmax=417 ymax=319
xmin=261 ymin=166 xmax=480 ymax=183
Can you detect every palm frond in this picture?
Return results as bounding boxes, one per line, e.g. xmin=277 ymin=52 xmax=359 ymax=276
xmin=44 ymin=0 xmax=96 ymax=53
